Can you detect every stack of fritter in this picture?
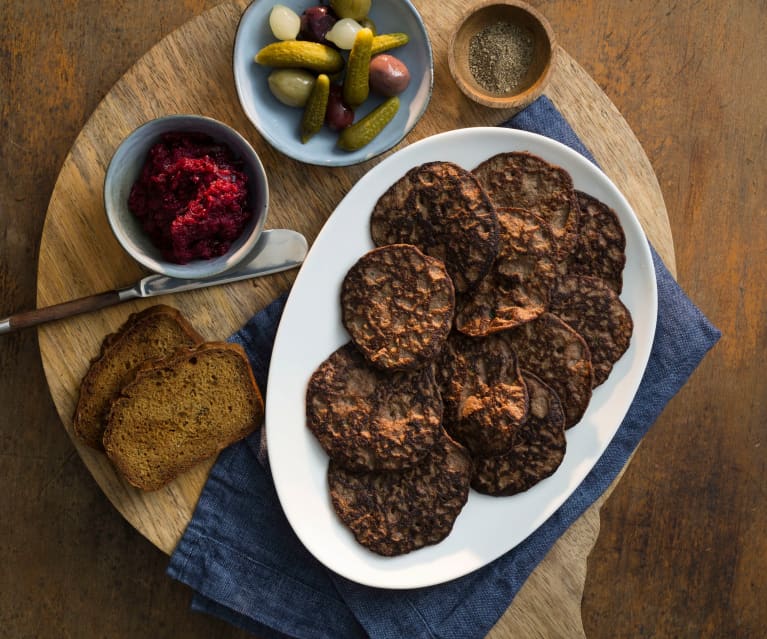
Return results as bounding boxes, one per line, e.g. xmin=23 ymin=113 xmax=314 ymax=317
xmin=306 ymin=154 xmax=634 ymax=557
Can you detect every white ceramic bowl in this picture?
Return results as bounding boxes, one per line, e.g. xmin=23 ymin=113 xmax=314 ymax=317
xmin=233 ymin=0 xmax=433 ymax=166
xmin=104 ymin=114 xmax=269 ymax=279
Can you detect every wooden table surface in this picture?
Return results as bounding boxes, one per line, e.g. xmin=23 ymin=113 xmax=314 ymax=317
xmin=1 ymin=1 xmax=763 ymax=637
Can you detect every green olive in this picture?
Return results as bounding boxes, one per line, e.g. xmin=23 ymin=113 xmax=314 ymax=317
xmin=267 ymin=69 xmax=316 ymax=107
xmin=330 ymin=0 xmax=371 ymax=21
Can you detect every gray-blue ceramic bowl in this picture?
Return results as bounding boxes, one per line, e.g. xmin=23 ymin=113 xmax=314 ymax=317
xmin=104 ymin=114 xmax=269 ymax=279
xmin=233 ymin=0 xmax=433 ymax=166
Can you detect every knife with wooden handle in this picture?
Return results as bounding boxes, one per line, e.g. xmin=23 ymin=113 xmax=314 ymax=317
xmin=0 ymin=228 xmax=307 ymax=335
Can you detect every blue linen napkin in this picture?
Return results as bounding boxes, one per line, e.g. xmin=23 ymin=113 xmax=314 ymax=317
xmin=167 ymin=96 xmax=721 ymax=639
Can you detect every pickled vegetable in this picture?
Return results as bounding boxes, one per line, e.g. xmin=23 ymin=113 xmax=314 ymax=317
xmin=369 ymin=54 xmax=410 ymax=96
xmin=267 ymin=69 xmax=316 ymax=107
xmin=301 ymin=74 xmax=330 ymax=143
xmin=343 ymin=27 xmax=373 ymax=107
xmin=370 ymin=32 xmax=410 ymax=55
xmin=325 ymin=18 xmax=363 ymax=49
xmin=269 ymin=5 xmax=301 ymax=41
xmin=325 ymin=85 xmax=354 ymax=130
xmin=299 ymin=5 xmax=337 ymax=43
xmin=330 ymin=0 xmax=371 ymax=21
xmin=255 ymin=41 xmax=345 ymax=73
xmin=337 ymin=96 xmax=399 ymax=151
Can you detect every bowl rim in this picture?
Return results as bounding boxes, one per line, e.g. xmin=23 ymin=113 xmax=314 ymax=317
xmin=103 ymin=113 xmax=269 ymax=279
xmin=448 ymin=0 xmax=557 ymax=110
xmin=231 ymin=0 xmax=434 ymax=167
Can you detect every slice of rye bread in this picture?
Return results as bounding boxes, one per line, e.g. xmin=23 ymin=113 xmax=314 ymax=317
xmin=472 ymin=151 xmax=580 ymax=262
xmin=103 ymin=342 xmax=263 ymax=491
xmin=73 ymin=305 xmax=204 ymax=449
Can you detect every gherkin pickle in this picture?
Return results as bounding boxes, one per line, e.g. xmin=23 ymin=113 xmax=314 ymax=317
xmin=370 ymin=32 xmax=409 ymax=55
xmin=255 ymin=41 xmax=345 ymax=73
xmin=337 ymin=96 xmax=399 ymax=151
xmin=301 ymin=73 xmax=330 ymax=143
xmin=343 ymin=27 xmax=373 ymax=107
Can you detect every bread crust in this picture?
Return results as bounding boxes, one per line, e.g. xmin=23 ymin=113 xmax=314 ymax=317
xmin=72 ymin=304 xmax=204 ymax=449
xmin=103 ymin=342 xmax=263 ymax=491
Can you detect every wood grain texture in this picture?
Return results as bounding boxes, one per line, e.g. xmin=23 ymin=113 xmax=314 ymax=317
xmin=1 ymin=1 xmax=763 ymax=639
xmin=34 ymin=7 xmax=671 ymax=639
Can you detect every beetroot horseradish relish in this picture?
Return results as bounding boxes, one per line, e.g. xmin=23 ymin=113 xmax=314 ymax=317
xmin=127 ymin=132 xmax=252 ymax=264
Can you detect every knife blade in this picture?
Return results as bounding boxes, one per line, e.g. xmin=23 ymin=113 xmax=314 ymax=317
xmin=0 ymin=228 xmax=307 ymax=335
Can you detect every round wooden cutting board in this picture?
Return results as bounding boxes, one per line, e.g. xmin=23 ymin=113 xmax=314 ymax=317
xmin=36 ymin=2 xmax=674 ymax=636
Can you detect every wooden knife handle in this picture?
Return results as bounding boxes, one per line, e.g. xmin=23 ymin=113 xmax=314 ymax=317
xmin=0 ymin=290 xmax=122 ymax=334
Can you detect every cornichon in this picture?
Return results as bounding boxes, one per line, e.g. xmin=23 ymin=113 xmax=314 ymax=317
xmin=370 ymin=32 xmax=410 ymax=55
xmin=255 ymin=41 xmax=345 ymax=73
xmin=343 ymin=27 xmax=373 ymax=107
xmin=300 ymin=74 xmax=330 ymax=143
xmin=337 ymin=96 xmax=399 ymax=151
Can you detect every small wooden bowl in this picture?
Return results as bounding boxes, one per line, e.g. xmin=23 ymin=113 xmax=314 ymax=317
xmin=448 ymin=0 xmax=556 ymax=110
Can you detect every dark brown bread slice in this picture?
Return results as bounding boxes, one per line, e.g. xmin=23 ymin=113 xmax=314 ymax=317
xmin=502 ymin=312 xmax=593 ymax=428
xmin=455 ymin=207 xmax=558 ymax=336
xmin=560 ymin=190 xmax=627 ymax=293
xmin=472 ymin=370 xmax=567 ymax=496
xmin=434 ymin=331 xmax=528 ymax=457
xmin=341 ymin=244 xmax=455 ymax=371
xmin=73 ymin=305 xmax=204 ymax=449
xmin=306 ymin=342 xmax=442 ymax=472
xmin=369 ymin=161 xmax=499 ymax=293
xmin=549 ymin=275 xmax=634 ymax=387
xmin=472 ymin=151 xmax=579 ymax=261
xmin=103 ymin=342 xmax=263 ymax=491
xmin=328 ymin=429 xmax=472 ymax=556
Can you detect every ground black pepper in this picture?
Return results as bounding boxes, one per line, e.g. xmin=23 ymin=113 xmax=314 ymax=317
xmin=468 ymin=21 xmax=534 ymax=94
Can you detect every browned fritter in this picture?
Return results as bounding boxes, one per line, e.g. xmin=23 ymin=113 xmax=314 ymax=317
xmin=549 ymin=275 xmax=633 ymax=387
xmin=502 ymin=312 xmax=593 ymax=428
xmin=472 ymin=151 xmax=579 ymax=261
xmin=560 ymin=190 xmax=627 ymax=293
xmin=306 ymin=342 xmax=443 ymax=472
xmin=341 ymin=243 xmax=455 ymax=371
xmin=328 ymin=429 xmax=472 ymax=556
xmin=369 ymin=161 xmax=499 ymax=293
xmin=434 ymin=331 xmax=529 ymax=457
xmin=472 ymin=371 xmax=567 ymax=496
xmin=455 ymin=207 xmax=558 ymax=336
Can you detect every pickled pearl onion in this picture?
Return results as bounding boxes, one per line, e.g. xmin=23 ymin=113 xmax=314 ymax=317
xmin=325 ymin=18 xmax=363 ymax=50
xmin=269 ymin=4 xmax=301 ymax=41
